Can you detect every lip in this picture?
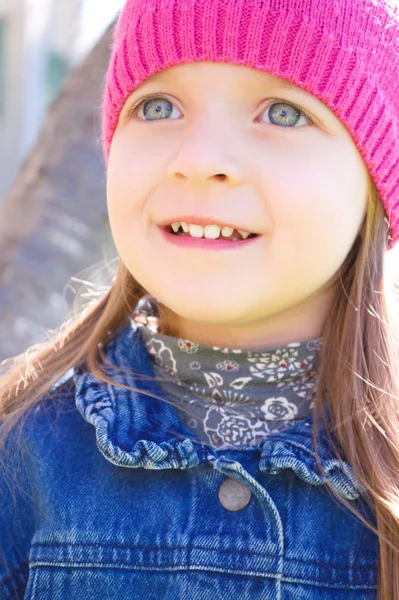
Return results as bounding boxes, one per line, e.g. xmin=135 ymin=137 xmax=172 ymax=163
xmin=159 ymin=225 xmax=261 ymax=250
xmin=158 ymin=216 xmax=258 ymax=234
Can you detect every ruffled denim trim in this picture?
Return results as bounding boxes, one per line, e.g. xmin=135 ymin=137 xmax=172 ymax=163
xmin=258 ymin=428 xmax=366 ymax=500
xmin=74 ymin=367 xmax=203 ymax=469
xmin=73 ymin=321 xmax=365 ymax=501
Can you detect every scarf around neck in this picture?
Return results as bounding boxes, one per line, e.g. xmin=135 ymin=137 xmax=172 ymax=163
xmin=136 ymin=314 xmax=323 ymax=449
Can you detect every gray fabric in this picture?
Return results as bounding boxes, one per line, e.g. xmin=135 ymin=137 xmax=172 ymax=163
xmin=138 ymin=322 xmax=323 ymax=449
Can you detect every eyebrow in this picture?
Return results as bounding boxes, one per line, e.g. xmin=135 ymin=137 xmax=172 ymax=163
xmin=272 ymin=79 xmax=312 ymax=98
xmin=143 ymin=71 xmax=312 ymax=99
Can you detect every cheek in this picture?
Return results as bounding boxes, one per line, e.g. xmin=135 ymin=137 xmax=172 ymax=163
xmin=266 ymin=145 xmax=367 ymax=250
xmin=106 ymin=139 xmax=155 ymax=231
xmin=258 ymin=152 xmax=367 ymax=291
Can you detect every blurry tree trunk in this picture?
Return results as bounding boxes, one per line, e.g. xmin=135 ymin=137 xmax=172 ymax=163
xmin=0 ymin=23 xmax=116 ymax=361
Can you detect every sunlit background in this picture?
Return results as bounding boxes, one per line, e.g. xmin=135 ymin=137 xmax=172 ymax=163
xmin=0 ymin=0 xmax=124 ymax=201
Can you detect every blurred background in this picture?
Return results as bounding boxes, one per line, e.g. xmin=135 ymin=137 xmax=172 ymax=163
xmin=0 ymin=0 xmax=124 ymax=199
xmin=0 ymin=0 xmax=125 ymax=361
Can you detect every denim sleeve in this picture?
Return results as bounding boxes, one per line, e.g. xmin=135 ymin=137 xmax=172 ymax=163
xmin=0 ymin=424 xmax=35 ymax=600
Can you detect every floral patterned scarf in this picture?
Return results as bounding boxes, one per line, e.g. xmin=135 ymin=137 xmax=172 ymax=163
xmin=136 ymin=312 xmax=323 ymax=449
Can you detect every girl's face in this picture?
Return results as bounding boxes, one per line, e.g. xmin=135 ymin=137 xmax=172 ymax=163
xmin=107 ymin=62 xmax=369 ymax=349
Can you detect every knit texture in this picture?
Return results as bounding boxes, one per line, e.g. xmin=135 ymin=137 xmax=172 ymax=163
xmin=102 ymin=0 xmax=399 ymax=249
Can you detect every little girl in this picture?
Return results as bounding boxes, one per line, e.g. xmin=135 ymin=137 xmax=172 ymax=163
xmin=1 ymin=0 xmax=399 ymax=598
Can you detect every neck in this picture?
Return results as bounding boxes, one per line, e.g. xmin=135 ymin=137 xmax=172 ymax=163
xmin=160 ymin=293 xmax=331 ymax=350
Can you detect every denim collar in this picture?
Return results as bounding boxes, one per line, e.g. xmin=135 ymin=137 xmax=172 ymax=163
xmin=73 ymin=320 xmax=365 ymax=501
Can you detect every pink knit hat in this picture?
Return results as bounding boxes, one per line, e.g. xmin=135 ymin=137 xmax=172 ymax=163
xmin=102 ymin=0 xmax=399 ymax=250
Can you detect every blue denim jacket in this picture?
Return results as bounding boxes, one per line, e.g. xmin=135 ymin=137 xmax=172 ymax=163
xmin=0 ymin=320 xmax=379 ymax=599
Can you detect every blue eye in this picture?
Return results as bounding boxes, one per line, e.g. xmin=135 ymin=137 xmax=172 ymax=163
xmin=130 ymin=95 xmax=181 ymax=121
xmin=261 ymin=101 xmax=311 ymax=128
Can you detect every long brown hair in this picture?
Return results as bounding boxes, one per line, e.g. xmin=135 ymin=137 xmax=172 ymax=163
xmin=1 ymin=176 xmax=399 ymax=599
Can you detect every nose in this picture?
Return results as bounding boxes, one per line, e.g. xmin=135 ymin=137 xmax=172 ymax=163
xmin=166 ymin=121 xmax=244 ymax=188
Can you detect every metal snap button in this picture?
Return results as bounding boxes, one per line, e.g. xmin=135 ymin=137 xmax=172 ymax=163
xmin=218 ymin=477 xmax=252 ymax=511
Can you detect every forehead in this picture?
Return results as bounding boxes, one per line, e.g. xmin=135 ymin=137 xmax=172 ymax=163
xmin=139 ymin=61 xmax=313 ymax=98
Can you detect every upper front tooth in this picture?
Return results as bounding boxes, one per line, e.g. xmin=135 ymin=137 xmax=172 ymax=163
xmin=204 ymin=225 xmax=221 ymax=239
xmin=221 ymin=226 xmax=234 ymax=238
xmin=238 ymin=229 xmax=250 ymax=239
xmin=189 ymin=224 xmax=204 ymax=238
xmin=181 ymin=222 xmax=189 ymax=232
